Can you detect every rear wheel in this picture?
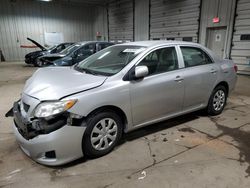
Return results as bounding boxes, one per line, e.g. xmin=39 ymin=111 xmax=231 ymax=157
xmin=82 ymin=111 xmax=123 ymax=158
xmin=207 ymin=85 xmax=227 ymax=115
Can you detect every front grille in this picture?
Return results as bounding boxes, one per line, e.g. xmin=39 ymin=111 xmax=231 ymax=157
xmin=23 ymin=102 xmax=30 ymax=112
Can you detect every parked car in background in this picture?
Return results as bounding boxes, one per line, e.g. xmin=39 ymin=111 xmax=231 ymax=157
xmin=36 ymin=41 xmax=114 ymax=67
xmin=24 ymin=38 xmax=73 ymax=66
xmin=6 ymin=41 xmax=237 ymax=166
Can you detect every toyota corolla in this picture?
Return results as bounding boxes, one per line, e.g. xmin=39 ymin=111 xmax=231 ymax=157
xmin=6 ymin=41 xmax=237 ymax=166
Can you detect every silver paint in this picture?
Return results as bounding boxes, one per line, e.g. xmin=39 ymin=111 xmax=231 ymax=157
xmin=13 ymin=41 xmax=237 ymax=165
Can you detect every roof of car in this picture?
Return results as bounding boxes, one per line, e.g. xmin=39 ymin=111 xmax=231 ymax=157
xmin=77 ymin=41 xmax=113 ymax=45
xmin=116 ymin=40 xmax=201 ymax=47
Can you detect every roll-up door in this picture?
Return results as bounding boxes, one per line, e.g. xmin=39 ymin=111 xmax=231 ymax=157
xmin=231 ymin=0 xmax=250 ymax=75
xmin=108 ymin=0 xmax=134 ymax=42
xmin=150 ymin=0 xmax=200 ymax=42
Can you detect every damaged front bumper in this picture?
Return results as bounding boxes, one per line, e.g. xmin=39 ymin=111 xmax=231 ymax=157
xmin=10 ymin=101 xmax=86 ymax=166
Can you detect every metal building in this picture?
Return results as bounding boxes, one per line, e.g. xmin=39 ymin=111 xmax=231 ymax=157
xmin=106 ymin=0 xmax=250 ymax=75
xmin=0 ymin=0 xmax=250 ymax=74
xmin=231 ymin=0 xmax=250 ymax=75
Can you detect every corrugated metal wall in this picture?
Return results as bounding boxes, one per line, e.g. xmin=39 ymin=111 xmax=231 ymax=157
xmin=150 ymin=0 xmax=200 ymax=42
xmin=231 ymin=0 xmax=250 ymax=74
xmin=93 ymin=6 xmax=108 ymax=41
xmin=108 ymin=0 xmax=134 ymax=42
xmin=199 ymin=0 xmax=236 ymax=59
xmin=0 ymin=0 xmax=95 ymax=61
xmin=134 ymin=0 xmax=149 ymax=41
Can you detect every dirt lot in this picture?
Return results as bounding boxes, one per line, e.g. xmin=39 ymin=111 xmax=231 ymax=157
xmin=0 ymin=62 xmax=250 ymax=188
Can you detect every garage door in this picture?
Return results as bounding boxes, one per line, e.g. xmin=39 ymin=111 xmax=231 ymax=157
xmin=231 ymin=0 xmax=250 ymax=75
xmin=150 ymin=0 xmax=200 ymax=42
xmin=108 ymin=0 xmax=134 ymax=42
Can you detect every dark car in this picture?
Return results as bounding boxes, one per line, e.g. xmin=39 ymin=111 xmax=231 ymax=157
xmin=37 ymin=41 xmax=114 ymax=67
xmin=24 ymin=38 xmax=73 ymax=66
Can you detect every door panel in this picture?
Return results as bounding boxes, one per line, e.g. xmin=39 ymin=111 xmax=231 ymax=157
xmin=129 ymin=46 xmax=184 ymax=126
xmin=182 ymin=64 xmax=218 ymax=110
xmin=206 ymin=27 xmax=227 ymax=59
xmin=179 ymin=46 xmax=219 ymax=110
xmin=130 ymin=71 xmax=184 ymax=125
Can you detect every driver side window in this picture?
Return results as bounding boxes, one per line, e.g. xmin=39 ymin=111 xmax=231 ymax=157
xmin=138 ymin=47 xmax=178 ymax=76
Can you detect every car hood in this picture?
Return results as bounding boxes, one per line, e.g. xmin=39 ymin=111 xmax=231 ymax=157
xmin=23 ymin=67 xmax=107 ymax=101
xmin=41 ymin=53 xmax=66 ymax=59
xmin=27 ymin=38 xmax=46 ymax=51
xmin=44 ymin=53 xmax=66 ymax=57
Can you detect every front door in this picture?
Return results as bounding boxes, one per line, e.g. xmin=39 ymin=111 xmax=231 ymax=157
xmin=206 ymin=27 xmax=227 ymax=58
xmin=129 ymin=46 xmax=184 ymax=126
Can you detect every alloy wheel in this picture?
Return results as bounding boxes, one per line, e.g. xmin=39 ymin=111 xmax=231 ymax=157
xmin=212 ymin=89 xmax=225 ymax=111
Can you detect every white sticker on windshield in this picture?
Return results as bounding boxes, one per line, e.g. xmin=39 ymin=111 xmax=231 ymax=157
xmin=123 ymin=48 xmax=145 ymax=54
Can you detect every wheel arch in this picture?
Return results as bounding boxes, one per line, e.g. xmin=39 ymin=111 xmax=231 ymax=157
xmin=214 ymin=81 xmax=229 ymax=95
xmin=86 ymin=105 xmax=128 ymax=132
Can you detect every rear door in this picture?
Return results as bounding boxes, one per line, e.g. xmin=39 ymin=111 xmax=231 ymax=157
xmin=179 ymin=46 xmax=219 ymax=111
xmin=130 ymin=46 xmax=185 ymax=126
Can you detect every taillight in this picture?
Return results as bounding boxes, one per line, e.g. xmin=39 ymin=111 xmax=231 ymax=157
xmin=233 ymin=64 xmax=238 ymax=72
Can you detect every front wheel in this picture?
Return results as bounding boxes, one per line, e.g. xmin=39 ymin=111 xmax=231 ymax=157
xmin=207 ymin=85 xmax=227 ymax=115
xmin=82 ymin=111 xmax=123 ymax=158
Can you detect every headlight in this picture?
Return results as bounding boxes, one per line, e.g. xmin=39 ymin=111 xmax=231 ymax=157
xmin=34 ymin=99 xmax=77 ymax=118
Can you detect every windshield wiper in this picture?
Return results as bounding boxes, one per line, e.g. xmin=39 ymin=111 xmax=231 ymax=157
xmin=83 ymin=68 xmax=97 ymax=75
xmin=74 ymin=66 xmax=112 ymax=76
xmin=75 ymin=67 xmax=98 ymax=75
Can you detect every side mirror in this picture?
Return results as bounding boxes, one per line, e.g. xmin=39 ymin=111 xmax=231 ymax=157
xmin=135 ymin=66 xmax=149 ymax=79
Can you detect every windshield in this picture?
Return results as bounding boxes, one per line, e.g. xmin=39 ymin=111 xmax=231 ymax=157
xmin=60 ymin=44 xmax=81 ymax=55
xmin=75 ymin=45 xmax=146 ymax=76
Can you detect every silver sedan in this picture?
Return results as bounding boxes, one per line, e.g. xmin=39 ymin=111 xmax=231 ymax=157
xmin=7 ymin=41 xmax=237 ymax=165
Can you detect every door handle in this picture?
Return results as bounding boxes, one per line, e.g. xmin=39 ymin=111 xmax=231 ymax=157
xmin=174 ymin=76 xmax=183 ymax=82
xmin=210 ymin=69 xmax=217 ymax=74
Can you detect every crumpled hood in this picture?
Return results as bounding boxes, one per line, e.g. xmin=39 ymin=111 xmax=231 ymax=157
xmin=23 ymin=67 xmax=107 ymax=101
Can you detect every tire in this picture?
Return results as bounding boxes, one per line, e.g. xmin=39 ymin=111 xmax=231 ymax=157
xmin=207 ymin=85 xmax=227 ymax=115
xmin=82 ymin=111 xmax=123 ymax=158
xmin=33 ymin=58 xmax=40 ymax=67
xmin=37 ymin=61 xmax=43 ymax=67
xmin=33 ymin=62 xmax=39 ymax=67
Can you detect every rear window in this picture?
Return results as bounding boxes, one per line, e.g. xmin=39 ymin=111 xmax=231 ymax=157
xmin=180 ymin=47 xmax=213 ymax=67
